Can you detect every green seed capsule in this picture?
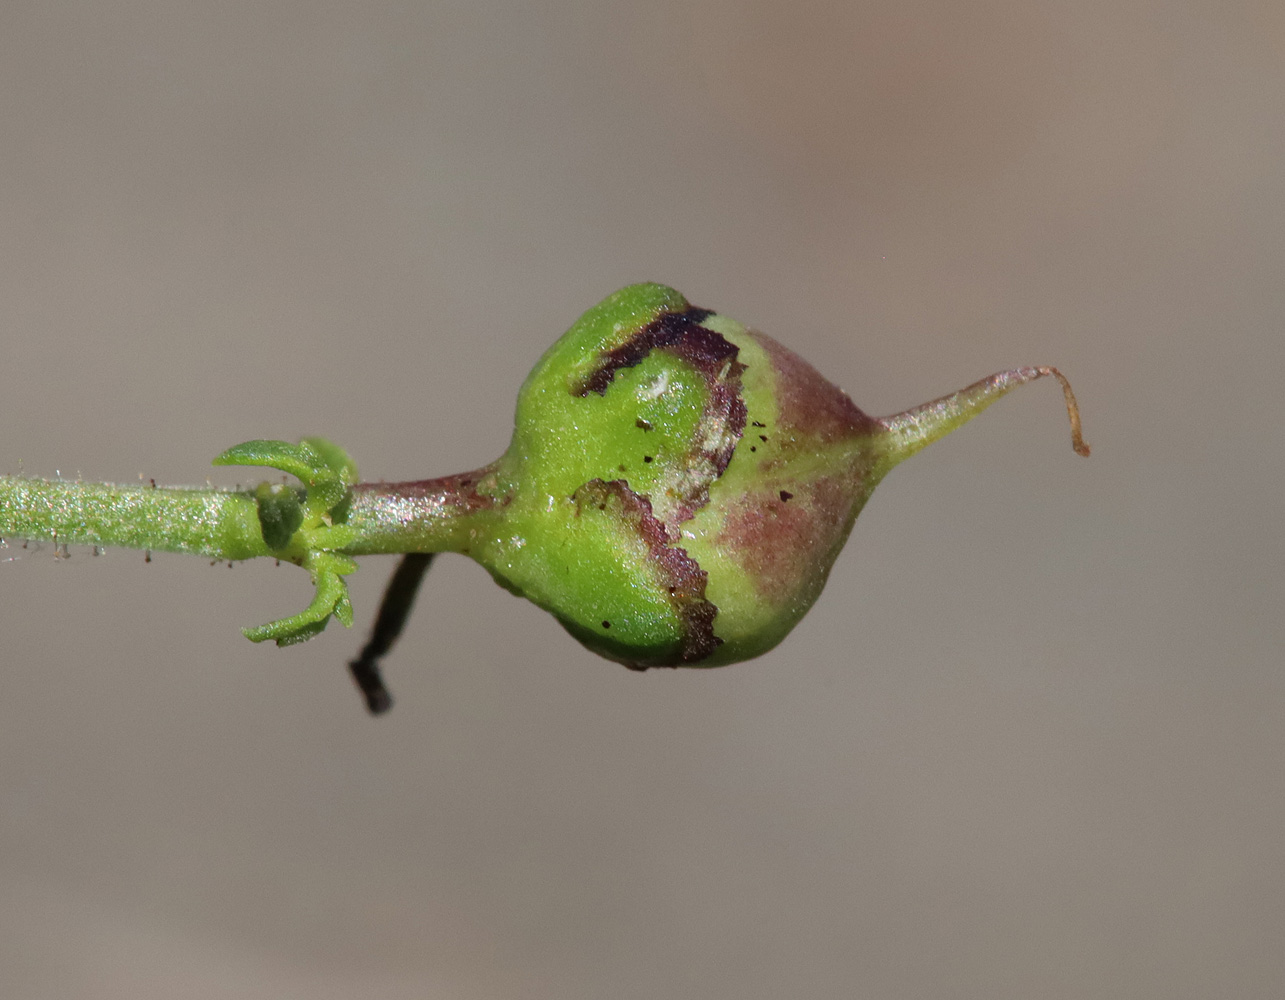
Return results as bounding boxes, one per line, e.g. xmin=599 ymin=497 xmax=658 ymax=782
xmin=448 ymin=283 xmax=1088 ymax=669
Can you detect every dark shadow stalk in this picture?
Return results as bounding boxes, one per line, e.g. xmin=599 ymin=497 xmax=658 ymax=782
xmin=348 ymin=553 xmax=435 ymax=715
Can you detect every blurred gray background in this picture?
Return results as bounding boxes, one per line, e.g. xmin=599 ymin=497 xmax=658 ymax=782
xmin=2 ymin=2 xmax=1282 ymax=997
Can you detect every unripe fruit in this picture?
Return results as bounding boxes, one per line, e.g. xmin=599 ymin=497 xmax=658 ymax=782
xmin=430 ymin=283 xmax=1088 ymax=670
xmin=0 ymin=282 xmax=1087 ymax=713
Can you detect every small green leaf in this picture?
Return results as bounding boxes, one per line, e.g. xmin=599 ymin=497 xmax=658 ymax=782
xmin=254 ymin=482 xmax=304 ymax=550
xmin=215 ymin=438 xmax=363 ymax=645
xmin=215 ymin=436 xmax=359 ymax=530
xmin=242 ymin=551 xmax=358 ymax=646
xmin=214 ymin=438 xmax=358 ymax=487
xmin=213 ymin=440 xmax=321 ymax=484
xmin=300 ymin=437 xmax=359 ymax=485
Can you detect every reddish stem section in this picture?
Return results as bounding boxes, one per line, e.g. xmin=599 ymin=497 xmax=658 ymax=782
xmin=343 ymin=466 xmax=502 ymax=556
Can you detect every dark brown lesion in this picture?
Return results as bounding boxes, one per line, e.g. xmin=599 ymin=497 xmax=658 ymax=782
xmin=574 ymin=307 xmax=715 ymax=395
xmin=573 ymin=305 xmax=749 ymax=531
xmin=573 ymin=478 xmax=722 ymax=665
xmin=568 ymin=306 xmax=751 ymax=663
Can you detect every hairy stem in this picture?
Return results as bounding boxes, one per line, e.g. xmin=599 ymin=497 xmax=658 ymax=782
xmin=0 ymin=477 xmax=267 ymax=559
xmin=0 ymin=468 xmax=503 ymax=560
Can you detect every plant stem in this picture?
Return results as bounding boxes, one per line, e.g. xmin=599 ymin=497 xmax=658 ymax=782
xmin=0 ymin=467 xmax=505 ymax=560
xmin=341 ymin=466 xmax=503 ymax=556
xmin=0 ymin=476 xmax=266 ymax=559
xmin=872 ymin=366 xmax=1090 ymax=474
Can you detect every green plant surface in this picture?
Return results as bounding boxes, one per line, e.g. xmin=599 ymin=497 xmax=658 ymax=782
xmin=0 ymin=284 xmax=1088 ymax=708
